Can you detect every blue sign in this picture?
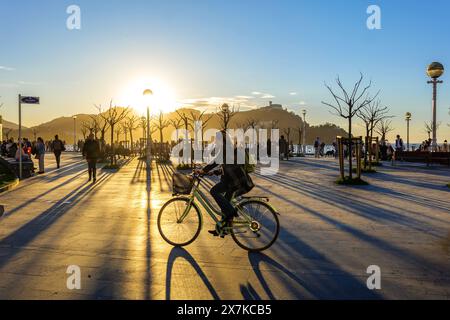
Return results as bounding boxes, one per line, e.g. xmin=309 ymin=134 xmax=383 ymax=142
xmin=20 ymin=96 xmax=40 ymax=104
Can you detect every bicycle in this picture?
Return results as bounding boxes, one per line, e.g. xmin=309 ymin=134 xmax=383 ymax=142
xmin=157 ymin=172 xmax=280 ymax=252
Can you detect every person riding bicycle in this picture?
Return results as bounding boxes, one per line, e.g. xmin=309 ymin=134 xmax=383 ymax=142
xmin=195 ymin=131 xmax=254 ymax=237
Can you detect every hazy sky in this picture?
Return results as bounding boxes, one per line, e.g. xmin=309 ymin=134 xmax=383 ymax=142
xmin=0 ymin=0 xmax=449 ymax=142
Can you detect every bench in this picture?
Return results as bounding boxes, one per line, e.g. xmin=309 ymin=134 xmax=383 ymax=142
xmin=0 ymin=157 xmax=35 ymax=178
xmin=395 ymin=151 xmax=450 ymax=166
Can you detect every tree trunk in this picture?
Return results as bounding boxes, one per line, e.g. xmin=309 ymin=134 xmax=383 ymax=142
xmin=129 ymin=128 xmax=134 ymax=155
xmin=201 ymin=128 xmax=204 ymax=162
xmin=364 ymin=125 xmax=370 ymax=170
xmin=348 ymin=118 xmax=353 ymax=179
xmin=369 ymin=125 xmax=374 ymax=170
xmin=110 ymin=124 xmax=115 ymax=165
xmin=159 ymin=129 xmax=164 ymax=160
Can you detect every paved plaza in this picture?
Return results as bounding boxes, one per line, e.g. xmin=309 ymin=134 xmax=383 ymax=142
xmin=0 ymin=153 xmax=449 ymax=299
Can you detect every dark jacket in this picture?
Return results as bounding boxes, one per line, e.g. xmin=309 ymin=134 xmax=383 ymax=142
xmin=203 ymin=146 xmax=254 ymax=195
xmin=51 ymin=139 xmax=65 ymax=152
xmin=82 ymin=139 xmax=100 ymax=160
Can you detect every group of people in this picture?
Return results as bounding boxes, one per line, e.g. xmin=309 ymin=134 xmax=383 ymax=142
xmin=413 ymin=139 xmax=449 ymax=152
xmin=393 ymin=135 xmax=449 ymax=153
xmin=278 ymin=136 xmax=293 ymax=160
xmin=0 ymin=135 xmax=67 ymax=174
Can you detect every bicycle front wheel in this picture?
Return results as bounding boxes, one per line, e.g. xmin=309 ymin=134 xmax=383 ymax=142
xmin=157 ymin=197 xmax=202 ymax=247
xmin=231 ymin=200 xmax=280 ymax=252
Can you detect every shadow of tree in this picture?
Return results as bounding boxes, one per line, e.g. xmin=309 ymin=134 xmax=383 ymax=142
xmin=165 ymin=247 xmax=220 ymax=300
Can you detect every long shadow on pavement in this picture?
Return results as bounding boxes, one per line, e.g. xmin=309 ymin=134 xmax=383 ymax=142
xmin=165 ymin=247 xmax=220 ymax=300
xmin=0 ymin=172 xmax=114 ymax=270
xmin=255 ymin=181 xmax=449 ymax=278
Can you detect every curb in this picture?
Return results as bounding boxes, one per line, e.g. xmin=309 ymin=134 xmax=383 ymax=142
xmin=0 ymin=178 xmax=20 ymax=194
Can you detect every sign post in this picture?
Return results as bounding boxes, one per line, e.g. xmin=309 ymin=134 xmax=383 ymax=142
xmin=18 ymin=95 xmax=40 ymax=179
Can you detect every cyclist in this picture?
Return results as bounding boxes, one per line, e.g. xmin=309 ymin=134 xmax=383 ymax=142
xmin=195 ymin=131 xmax=254 ymax=237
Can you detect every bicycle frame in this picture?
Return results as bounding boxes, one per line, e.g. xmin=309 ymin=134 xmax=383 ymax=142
xmin=177 ymin=177 xmax=255 ymax=226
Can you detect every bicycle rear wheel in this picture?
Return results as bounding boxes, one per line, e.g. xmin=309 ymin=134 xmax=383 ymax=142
xmin=231 ymin=200 xmax=280 ymax=252
xmin=157 ymin=197 xmax=202 ymax=247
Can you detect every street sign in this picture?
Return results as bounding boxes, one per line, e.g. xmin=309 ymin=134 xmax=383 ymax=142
xmin=18 ymin=94 xmax=41 ymax=179
xmin=20 ymin=96 xmax=40 ymax=104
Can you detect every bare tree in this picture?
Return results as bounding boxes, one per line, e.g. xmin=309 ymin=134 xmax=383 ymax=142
xmin=189 ymin=110 xmax=214 ymax=161
xmin=169 ymin=118 xmax=183 ymax=143
xmin=284 ymin=128 xmax=292 ymax=160
xmin=176 ymin=109 xmax=193 ymax=133
xmin=217 ymin=103 xmax=238 ymax=131
xmin=424 ymin=121 xmax=441 ymax=140
xmin=356 ymin=100 xmax=391 ymax=169
xmin=81 ymin=121 xmax=90 ymax=140
xmin=93 ymin=103 xmax=111 ymax=146
xmin=100 ymin=103 xmax=130 ymax=165
xmin=296 ymin=126 xmax=303 ymax=146
xmin=3 ymin=128 xmax=12 ymax=140
xmin=151 ymin=111 xmax=169 ymax=160
xmin=322 ymin=73 xmax=379 ymax=179
xmin=115 ymin=125 xmax=123 ymax=144
xmin=153 ymin=111 xmax=170 ymax=145
xmin=376 ymin=118 xmax=394 ymax=143
xmin=121 ymin=123 xmax=128 ymax=148
xmin=124 ymin=114 xmax=139 ymax=150
xmin=244 ymin=118 xmax=259 ymax=130
xmin=190 ymin=110 xmax=213 ymax=141
xmin=86 ymin=116 xmax=100 ymax=138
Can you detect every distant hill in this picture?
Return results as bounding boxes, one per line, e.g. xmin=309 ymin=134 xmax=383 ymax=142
xmin=1 ymin=107 xmax=347 ymax=144
xmin=2 ymin=118 xmax=26 ymax=130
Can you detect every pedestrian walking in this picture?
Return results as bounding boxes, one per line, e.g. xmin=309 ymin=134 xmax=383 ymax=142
xmin=395 ymin=135 xmax=405 ymax=154
xmin=82 ymin=133 xmax=100 ymax=183
xmin=51 ymin=135 xmax=65 ymax=169
xmin=279 ymin=135 xmax=288 ymax=160
xmin=36 ymin=137 xmax=46 ymax=174
xmin=314 ymin=137 xmax=320 ymax=158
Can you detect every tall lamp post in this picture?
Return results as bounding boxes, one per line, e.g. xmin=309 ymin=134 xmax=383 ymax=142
xmin=143 ymin=89 xmax=153 ymax=168
xmin=426 ymin=62 xmax=444 ymax=152
xmin=73 ymin=115 xmax=77 ymax=152
xmin=405 ymin=112 xmax=412 ymax=151
xmin=302 ymin=109 xmax=307 ymax=154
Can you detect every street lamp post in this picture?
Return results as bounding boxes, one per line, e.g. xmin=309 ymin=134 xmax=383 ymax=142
xmin=143 ymin=89 xmax=153 ymax=168
xmin=426 ymin=62 xmax=444 ymax=152
xmin=302 ymin=109 xmax=307 ymax=154
xmin=405 ymin=112 xmax=412 ymax=151
xmin=73 ymin=115 xmax=77 ymax=152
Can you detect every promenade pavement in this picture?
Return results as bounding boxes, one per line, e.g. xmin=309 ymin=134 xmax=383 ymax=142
xmin=0 ymin=153 xmax=449 ymax=299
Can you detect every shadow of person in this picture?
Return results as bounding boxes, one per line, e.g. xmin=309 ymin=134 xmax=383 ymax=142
xmin=165 ymin=247 xmax=220 ymax=300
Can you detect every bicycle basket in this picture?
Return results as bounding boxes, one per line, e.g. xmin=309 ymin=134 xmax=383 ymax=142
xmin=172 ymin=172 xmax=194 ymax=195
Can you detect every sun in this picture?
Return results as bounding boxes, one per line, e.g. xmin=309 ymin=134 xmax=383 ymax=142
xmin=117 ymin=78 xmax=179 ymax=116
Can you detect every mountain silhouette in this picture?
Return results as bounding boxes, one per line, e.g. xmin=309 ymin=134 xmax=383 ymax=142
xmin=1 ymin=107 xmax=347 ymax=144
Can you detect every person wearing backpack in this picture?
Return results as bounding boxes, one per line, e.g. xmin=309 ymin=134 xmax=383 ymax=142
xmin=82 ymin=133 xmax=100 ymax=183
xmin=195 ymin=131 xmax=254 ymax=237
xmin=51 ymin=135 xmax=65 ymax=169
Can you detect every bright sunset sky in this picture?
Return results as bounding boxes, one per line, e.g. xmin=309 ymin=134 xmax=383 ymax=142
xmin=0 ymin=0 xmax=449 ymax=142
